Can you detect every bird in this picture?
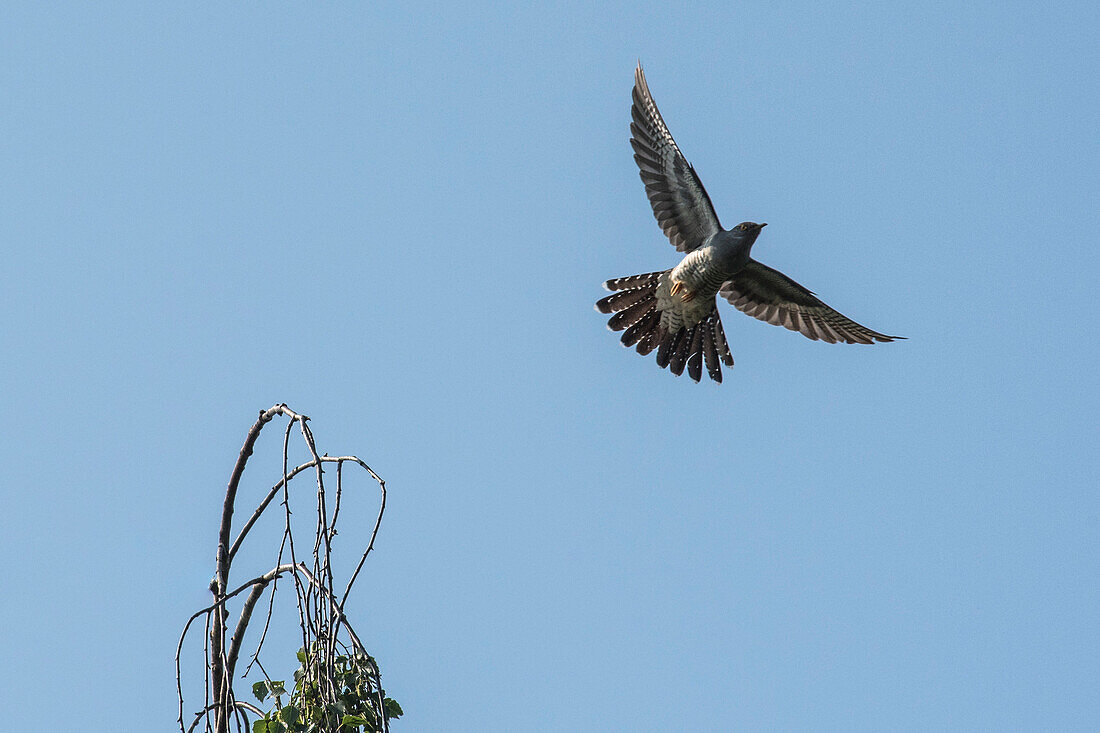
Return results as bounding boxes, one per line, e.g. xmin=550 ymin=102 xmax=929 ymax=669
xmin=597 ymin=63 xmax=903 ymax=383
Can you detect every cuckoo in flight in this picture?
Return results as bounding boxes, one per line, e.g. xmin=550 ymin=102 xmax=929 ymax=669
xmin=597 ymin=64 xmax=902 ymax=383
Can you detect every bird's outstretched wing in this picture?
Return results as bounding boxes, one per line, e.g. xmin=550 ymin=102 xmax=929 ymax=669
xmin=630 ymin=64 xmax=721 ymax=253
xmin=720 ymin=260 xmax=902 ymax=344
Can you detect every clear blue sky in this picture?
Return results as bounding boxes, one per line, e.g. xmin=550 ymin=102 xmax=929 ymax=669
xmin=2 ymin=3 xmax=1098 ymax=731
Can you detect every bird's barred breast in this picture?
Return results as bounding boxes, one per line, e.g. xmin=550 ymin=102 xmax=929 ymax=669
xmin=655 ymin=270 xmax=715 ymax=332
xmin=671 ymin=249 xmax=727 ymax=300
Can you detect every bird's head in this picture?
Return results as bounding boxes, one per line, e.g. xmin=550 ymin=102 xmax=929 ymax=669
xmin=732 ymin=221 xmax=766 ymax=243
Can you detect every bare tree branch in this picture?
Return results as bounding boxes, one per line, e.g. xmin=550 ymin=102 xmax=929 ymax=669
xmin=177 ymin=405 xmax=395 ymax=733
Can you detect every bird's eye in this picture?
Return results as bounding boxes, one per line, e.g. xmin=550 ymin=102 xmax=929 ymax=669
xmin=738 ymin=223 xmax=747 ymax=231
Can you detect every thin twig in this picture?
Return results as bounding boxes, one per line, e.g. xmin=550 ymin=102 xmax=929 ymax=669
xmin=280 ymin=417 xmax=311 ymax=675
xmin=228 ymin=458 xmax=317 ymax=564
xmin=226 ymin=564 xmax=298 ymax=681
xmin=341 ymin=458 xmax=387 ymax=607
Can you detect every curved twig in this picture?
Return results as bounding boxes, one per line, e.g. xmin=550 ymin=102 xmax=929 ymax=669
xmin=341 ymin=457 xmax=387 ymax=606
xmin=186 ymin=700 xmax=264 ymax=733
xmin=177 ymin=565 xmax=297 ymax=731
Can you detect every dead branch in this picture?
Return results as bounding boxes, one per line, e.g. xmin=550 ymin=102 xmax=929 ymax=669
xmin=177 ymin=404 xmax=394 ymax=733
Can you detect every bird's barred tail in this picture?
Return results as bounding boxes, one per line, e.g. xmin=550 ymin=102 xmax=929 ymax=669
xmin=596 ymin=271 xmax=734 ymax=383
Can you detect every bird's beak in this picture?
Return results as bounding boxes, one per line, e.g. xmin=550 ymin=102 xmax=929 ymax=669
xmin=757 ymin=223 xmax=767 ymax=229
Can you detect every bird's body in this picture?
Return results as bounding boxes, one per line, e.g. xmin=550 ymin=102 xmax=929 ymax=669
xmin=597 ymin=64 xmax=901 ymax=382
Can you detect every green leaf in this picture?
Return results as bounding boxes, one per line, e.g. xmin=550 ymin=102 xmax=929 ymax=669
xmin=253 ymin=681 xmax=270 ymax=702
xmin=278 ymin=705 xmax=300 ymax=725
xmin=297 ymin=649 xmax=307 ymax=663
xmin=341 ymin=714 xmax=371 ymax=727
xmin=383 ymin=698 xmax=403 ymax=719
xmin=252 ymin=720 xmax=268 ymax=733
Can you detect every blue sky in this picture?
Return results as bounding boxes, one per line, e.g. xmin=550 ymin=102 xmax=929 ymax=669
xmin=2 ymin=2 xmax=1098 ymax=731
